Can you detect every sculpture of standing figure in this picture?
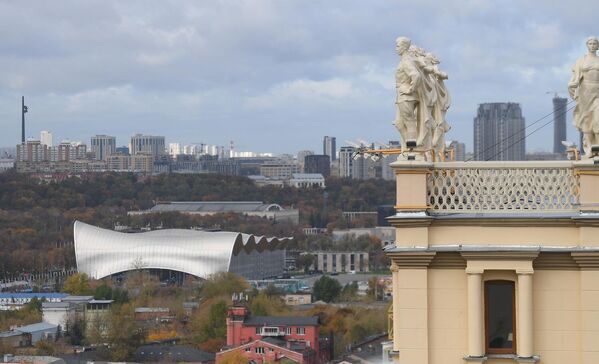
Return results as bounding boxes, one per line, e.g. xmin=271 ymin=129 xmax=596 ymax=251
xmin=569 ymin=36 xmax=599 ymax=158
xmin=393 ymin=37 xmax=451 ymax=160
xmin=426 ymin=53 xmax=451 ymax=160
xmin=393 ymin=37 xmax=421 ymax=150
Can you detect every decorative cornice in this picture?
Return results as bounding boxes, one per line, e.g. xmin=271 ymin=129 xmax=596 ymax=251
xmin=571 ymin=252 xmax=599 ymax=270
xmin=388 ymin=252 xmax=436 ymax=268
xmin=387 ymin=215 xmax=434 ymax=228
xmin=575 ymin=170 xmax=599 ymax=176
xmin=394 ymin=204 xmax=430 ymax=210
xmin=460 ymin=252 xmax=539 ymax=261
xmin=429 ymin=252 xmax=466 ymax=269
xmin=394 ymin=169 xmax=432 ymax=175
xmin=533 ymin=252 xmax=579 ymax=270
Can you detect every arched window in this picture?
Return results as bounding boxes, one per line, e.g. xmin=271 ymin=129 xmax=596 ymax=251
xmin=485 ymin=280 xmax=516 ymax=354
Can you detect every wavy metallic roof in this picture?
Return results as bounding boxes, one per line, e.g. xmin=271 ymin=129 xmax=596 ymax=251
xmin=74 ymin=221 xmax=291 ymax=279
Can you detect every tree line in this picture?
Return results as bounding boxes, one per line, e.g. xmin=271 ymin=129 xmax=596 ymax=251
xmin=0 ymin=171 xmax=395 ymax=277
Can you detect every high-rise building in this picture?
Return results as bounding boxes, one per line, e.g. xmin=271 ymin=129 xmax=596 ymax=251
xmin=129 ymin=134 xmax=165 ymax=158
xmin=16 ymin=140 xmax=47 ymax=162
xmin=339 ymin=146 xmax=355 ymax=178
xmin=381 ymin=141 xmax=401 ymax=180
xmin=40 ymin=131 xmax=53 ymax=147
xmin=56 ymin=141 xmax=87 ymax=162
xmin=168 ymin=143 xmax=181 ymax=157
xmin=90 ymin=135 xmax=116 ymax=161
xmin=296 ymin=150 xmax=314 ymax=172
xmin=448 ymin=140 xmax=466 ymax=161
xmin=259 ymin=162 xmax=299 ymax=180
xmin=323 ymin=136 xmax=336 ymax=161
xmin=553 ymin=96 xmax=568 ymax=154
xmin=304 ymin=154 xmax=331 ymax=177
xmin=473 ymin=103 xmax=526 ymax=161
xmin=116 ymin=146 xmax=130 ymax=155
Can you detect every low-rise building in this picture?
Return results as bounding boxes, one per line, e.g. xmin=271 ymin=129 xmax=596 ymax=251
xmin=332 ymin=227 xmax=396 ymax=246
xmin=134 ymin=345 xmax=215 ymax=364
xmin=129 ymin=201 xmax=299 ymax=224
xmin=0 ymin=293 xmax=69 ymax=311
xmin=309 ymin=252 xmax=369 ymax=273
xmin=2 ymin=355 xmax=65 ymax=364
xmin=85 ymin=300 xmax=112 ymax=336
xmin=0 ymin=331 xmax=29 ymax=349
xmin=12 ymin=322 xmax=58 ymax=346
xmin=215 ymin=298 xmax=331 ymax=364
xmin=247 ymin=175 xmax=286 ymax=187
xmin=289 ymin=173 xmax=326 ymax=188
xmin=283 ymin=293 xmax=312 ymax=306
xmin=0 ymin=159 xmax=14 ymax=172
xmin=260 ymin=162 xmax=299 ymax=180
xmin=42 ymin=302 xmax=76 ymax=333
xmin=134 ymin=307 xmax=171 ymax=321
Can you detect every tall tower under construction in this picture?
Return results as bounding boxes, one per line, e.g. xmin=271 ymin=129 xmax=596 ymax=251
xmin=473 ymin=102 xmax=526 ymax=161
xmin=553 ymin=95 xmax=568 ymax=154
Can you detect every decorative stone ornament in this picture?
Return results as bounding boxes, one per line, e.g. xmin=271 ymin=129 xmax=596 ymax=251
xmin=569 ymin=36 xmax=599 ymax=158
xmin=393 ymin=37 xmax=451 ymax=161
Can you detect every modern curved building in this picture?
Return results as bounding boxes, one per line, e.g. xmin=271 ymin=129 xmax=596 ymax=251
xmin=74 ymin=221 xmax=290 ymax=280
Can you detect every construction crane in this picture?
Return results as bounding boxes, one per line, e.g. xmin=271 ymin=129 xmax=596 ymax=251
xmin=345 ymin=138 xmax=457 ymax=162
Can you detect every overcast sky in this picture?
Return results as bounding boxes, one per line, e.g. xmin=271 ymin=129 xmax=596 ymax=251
xmin=0 ymin=1 xmax=596 ymax=154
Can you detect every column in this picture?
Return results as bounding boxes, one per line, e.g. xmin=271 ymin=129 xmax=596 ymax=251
xmin=517 ymin=272 xmax=534 ymax=358
xmin=467 ymin=271 xmax=484 ymax=358
xmin=391 ymin=262 xmax=400 ymax=353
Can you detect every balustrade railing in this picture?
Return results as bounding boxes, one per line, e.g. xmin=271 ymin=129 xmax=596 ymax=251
xmin=426 ymin=162 xmax=580 ymax=213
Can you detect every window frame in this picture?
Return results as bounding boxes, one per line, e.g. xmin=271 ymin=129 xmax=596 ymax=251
xmin=484 ymin=280 xmax=517 ymax=355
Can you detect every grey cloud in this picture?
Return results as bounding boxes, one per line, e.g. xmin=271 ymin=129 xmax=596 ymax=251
xmin=0 ymin=0 xmax=597 ymax=152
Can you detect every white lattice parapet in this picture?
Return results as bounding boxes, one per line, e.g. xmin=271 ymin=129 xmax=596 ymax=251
xmin=426 ymin=161 xmax=581 ymax=213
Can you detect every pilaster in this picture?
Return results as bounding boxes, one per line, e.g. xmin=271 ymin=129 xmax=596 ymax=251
xmin=574 ymin=160 xmax=599 ymax=212
xmin=389 ymin=252 xmax=435 ymax=364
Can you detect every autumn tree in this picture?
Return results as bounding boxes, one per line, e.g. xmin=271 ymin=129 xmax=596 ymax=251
xmin=199 ymin=272 xmax=249 ymax=299
xmin=62 ymin=273 xmax=92 ymax=295
xmin=313 ymin=275 xmax=342 ymax=302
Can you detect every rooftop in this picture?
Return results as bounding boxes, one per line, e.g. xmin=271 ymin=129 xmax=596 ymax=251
xmin=134 ymin=344 xmax=215 ymax=363
xmin=61 ymin=295 xmax=94 ymax=302
xmin=144 ymin=201 xmax=287 ymax=213
xmin=244 ymin=316 xmax=319 ymax=326
xmin=291 ymin=173 xmax=325 ymax=179
xmin=16 ymin=322 xmax=58 ymax=333
xmin=0 ymin=293 xmax=68 ymax=299
xmin=135 ymin=307 xmax=170 ymax=313
xmin=0 ymin=330 xmax=24 ymax=338
xmin=42 ymin=302 xmax=72 ymax=309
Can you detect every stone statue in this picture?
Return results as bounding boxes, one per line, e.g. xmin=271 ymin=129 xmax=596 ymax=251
xmin=393 ymin=37 xmax=451 ymax=160
xmin=393 ymin=37 xmax=422 ymax=151
xmin=569 ymin=36 xmax=599 ymax=158
xmin=426 ymin=53 xmax=451 ymax=160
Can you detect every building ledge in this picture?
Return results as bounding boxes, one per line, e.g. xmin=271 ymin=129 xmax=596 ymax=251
xmin=463 ymin=354 xmax=540 ymax=363
xmin=463 ymin=355 xmax=487 ymax=362
xmin=387 ymin=350 xmax=400 ymax=357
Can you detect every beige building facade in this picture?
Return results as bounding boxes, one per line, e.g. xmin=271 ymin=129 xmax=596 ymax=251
xmin=385 ymin=160 xmax=599 ymax=364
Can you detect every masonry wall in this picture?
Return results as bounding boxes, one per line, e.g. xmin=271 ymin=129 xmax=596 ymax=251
xmin=427 ymin=269 xmax=468 ymax=364
xmin=420 ymin=268 xmax=596 ymax=364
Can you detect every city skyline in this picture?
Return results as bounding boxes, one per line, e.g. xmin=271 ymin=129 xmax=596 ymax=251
xmin=0 ymin=2 xmax=594 ymax=154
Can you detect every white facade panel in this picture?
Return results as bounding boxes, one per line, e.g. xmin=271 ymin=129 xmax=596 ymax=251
xmin=73 ymin=221 xmax=290 ymax=280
